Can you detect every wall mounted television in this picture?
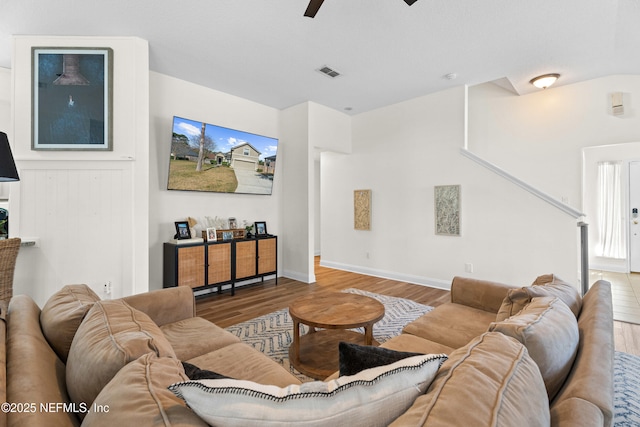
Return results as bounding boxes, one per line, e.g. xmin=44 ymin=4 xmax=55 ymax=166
xmin=167 ymin=116 xmax=278 ymax=195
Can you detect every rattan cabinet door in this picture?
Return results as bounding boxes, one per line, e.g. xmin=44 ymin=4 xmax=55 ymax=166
xmin=177 ymin=245 xmax=205 ymax=288
xmin=258 ymin=237 xmax=276 ymax=274
xmin=235 ymin=240 xmax=256 ymax=279
xmin=208 ymin=242 xmax=231 ymax=285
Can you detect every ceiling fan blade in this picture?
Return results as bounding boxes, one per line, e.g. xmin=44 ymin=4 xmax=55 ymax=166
xmin=404 ymin=0 xmax=419 ymax=5
xmin=304 ymin=0 xmax=325 ymax=17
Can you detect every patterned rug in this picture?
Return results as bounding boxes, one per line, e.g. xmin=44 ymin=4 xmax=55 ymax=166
xmin=224 ymin=289 xmax=640 ymax=424
xmin=614 ymin=351 xmax=640 ymax=425
xmin=224 ymin=288 xmax=433 ymax=381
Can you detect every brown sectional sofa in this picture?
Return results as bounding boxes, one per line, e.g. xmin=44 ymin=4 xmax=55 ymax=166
xmin=2 ymin=285 xmax=300 ymax=426
xmin=0 ymin=274 xmax=614 ymax=426
xmin=382 ymin=275 xmax=614 ymax=427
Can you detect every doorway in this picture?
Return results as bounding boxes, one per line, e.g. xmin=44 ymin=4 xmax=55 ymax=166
xmin=630 ymin=161 xmax=640 ymax=272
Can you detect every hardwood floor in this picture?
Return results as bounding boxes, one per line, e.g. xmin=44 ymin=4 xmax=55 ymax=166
xmin=196 ymin=257 xmax=640 ymax=356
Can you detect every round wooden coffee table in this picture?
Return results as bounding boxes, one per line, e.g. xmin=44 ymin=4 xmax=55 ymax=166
xmin=288 ymin=292 xmax=385 ymax=379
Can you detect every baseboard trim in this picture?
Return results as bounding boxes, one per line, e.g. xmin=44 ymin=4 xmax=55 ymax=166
xmin=319 ymin=260 xmax=451 ymax=291
xmin=589 ymin=263 xmax=629 ymax=274
xmin=282 ymin=270 xmax=316 ymax=284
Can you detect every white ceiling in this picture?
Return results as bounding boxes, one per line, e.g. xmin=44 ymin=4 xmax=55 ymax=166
xmin=1 ymin=0 xmax=639 ymax=115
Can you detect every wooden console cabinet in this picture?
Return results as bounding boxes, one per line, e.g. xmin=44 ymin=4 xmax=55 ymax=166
xmin=163 ymin=236 xmax=277 ymax=296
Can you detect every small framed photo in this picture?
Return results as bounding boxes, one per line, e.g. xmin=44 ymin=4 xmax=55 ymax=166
xmin=254 ymin=221 xmax=267 ymax=236
xmin=205 ymin=227 xmax=217 ymax=242
xmin=228 ymin=217 xmax=237 ymax=229
xmin=174 ymin=221 xmax=191 ymax=240
xmin=222 ymin=231 xmax=234 ymax=241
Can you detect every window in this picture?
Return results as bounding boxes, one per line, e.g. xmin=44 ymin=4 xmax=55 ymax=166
xmin=596 ymin=161 xmax=625 ymax=258
xmin=243 ymin=148 xmax=250 ymax=156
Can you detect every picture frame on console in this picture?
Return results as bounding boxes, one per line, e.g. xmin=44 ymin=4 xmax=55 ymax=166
xmin=174 ymin=221 xmax=191 ymax=240
xmin=205 ymin=227 xmax=217 ymax=242
xmin=228 ymin=217 xmax=237 ymax=229
xmin=254 ymin=221 xmax=267 ymax=236
xmin=32 ymin=47 xmax=113 ymax=151
xmin=222 ymin=231 xmax=234 ymax=241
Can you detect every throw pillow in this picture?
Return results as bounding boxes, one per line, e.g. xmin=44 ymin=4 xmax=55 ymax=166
xmin=170 ymin=353 xmax=448 ymax=427
xmin=489 ymin=296 xmax=579 ymax=400
xmin=83 ymin=354 xmax=207 ymax=426
xmin=66 ymin=299 xmax=177 ymax=415
xmin=496 ymin=274 xmax=582 ymax=321
xmin=339 ymin=341 xmax=423 ymax=376
xmin=181 ymin=361 xmax=230 ymax=380
xmin=39 ymin=284 xmax=101 ymax=362
xmin=390 ymin=332 xmax=549 ymax=427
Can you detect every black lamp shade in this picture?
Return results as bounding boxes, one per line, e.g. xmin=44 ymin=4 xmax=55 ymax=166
xmin=0 ymin=132 xmax=19 ymax=182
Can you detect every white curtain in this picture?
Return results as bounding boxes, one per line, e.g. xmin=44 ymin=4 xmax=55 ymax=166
xmin=596 ymin=161 xmax=625 ymax=259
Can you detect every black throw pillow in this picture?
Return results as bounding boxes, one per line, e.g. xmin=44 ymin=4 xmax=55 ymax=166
xmin=338 ymin=342 xmax=424 ymax=377
xmin=181 ymin=361 xmax=231 ymax=380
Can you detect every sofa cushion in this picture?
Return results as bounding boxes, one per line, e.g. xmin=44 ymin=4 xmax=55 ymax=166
xmin=40 ymin=284 xmax=101 ymax=362
xmin=338 ymin=341 xmax=423 ymax=376
xmin=83 ymin=354 xmax=208 ymax=426
xmin=489 ymin=296 xmax=579 ymax=400
xmin=186 ymin=342 xmax=302 ymax=387
xmin=381 ymin=333 xmax=455 ymax=355
xmin=160 ymin=316 xmax=241 ymax=360
xmin=496 ymin=274 xmax=582 ymax=321
xmin=66 ymin=299 xmax=176 ymax=413
xmin=402 ymin=303 xmax=496 ymax=349
xmin=389 ymin=332 xmax=549 ymax=427
xmin=170 ymin=354 xmax=448 ymax=427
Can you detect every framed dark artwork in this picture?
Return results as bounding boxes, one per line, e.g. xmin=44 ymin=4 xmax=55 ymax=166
xmin=254 ymin=221 xmax=267 ymax=236
xmin=174 ymin=221 xmax=191 ymax=240
xmin=32 ymin=47 xmax=113 ymax=150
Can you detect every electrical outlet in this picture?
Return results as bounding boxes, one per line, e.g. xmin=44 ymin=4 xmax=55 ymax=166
xmin=465 ymin=263 xmax=474 ymax=273
xmin=104 ymin=281 xmax=111 ymax=295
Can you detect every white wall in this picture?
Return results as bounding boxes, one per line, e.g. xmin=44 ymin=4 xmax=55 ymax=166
xmin=148 ymin=72 xmax=284 ymax=290
xmin=9 ymin=36 xmax=149 ymax=306
xmin=471 ymin=76 xmax=640 ymax=275
xmin=469 ymin=76 xmax=640 ymax=211
xmin=280 ymin=103 xmax=313 ymax=282
xmin=0 ymin=67 xmax=11 ymax=200
xmin=321 ymin=85 xmax=580 ymax=288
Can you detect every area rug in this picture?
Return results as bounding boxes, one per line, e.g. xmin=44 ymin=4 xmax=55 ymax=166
xmin=224 ymin=289 xmax=640 ymax=425
xmin=224 ymin=288 xmax=433 ymax=381
xmin=614 ymin=351 xmax=640 ymax=426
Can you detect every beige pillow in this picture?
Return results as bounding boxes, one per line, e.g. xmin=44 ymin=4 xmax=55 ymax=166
xmin=170 ymin=354 xmax=448 ymax=427
xmin=40 ymin=284 xmax=101 ymax=362
xmin=489 ymin=296 xmax=579 ymax=400
xmin=83 ymin=354 xmax=207 ymax=426
xmin=496 ymin=274 xmax=582 ymax=321
xmin=66 ymin=299 xmax=176 ymax=414
xmin=389 ymin=332 xmax=549 ymax=427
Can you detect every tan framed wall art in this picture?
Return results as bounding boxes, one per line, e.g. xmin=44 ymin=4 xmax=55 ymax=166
xmin=354 ymin=189 xmax=371 ymax=230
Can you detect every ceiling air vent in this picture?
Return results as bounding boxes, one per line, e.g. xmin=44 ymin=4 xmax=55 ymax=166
xmin=317 ymin=65 xmax=341 ymax=78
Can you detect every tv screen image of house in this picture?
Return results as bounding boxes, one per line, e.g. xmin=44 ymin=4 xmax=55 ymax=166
xmin=168 ymin=116 xmax=278 ymax=195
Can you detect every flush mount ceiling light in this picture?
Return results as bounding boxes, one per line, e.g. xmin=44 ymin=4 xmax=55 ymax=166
xmin=530 ymin=73 xmax=560 ymax=89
